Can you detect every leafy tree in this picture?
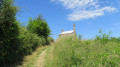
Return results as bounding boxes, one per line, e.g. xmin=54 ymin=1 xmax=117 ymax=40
xmin=0 ymin=0 xmax=20 ymax=65
xmin=27 ymin=15 xmax=51 ymax=38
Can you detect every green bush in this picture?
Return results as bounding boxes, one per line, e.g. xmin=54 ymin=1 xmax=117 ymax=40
xmin=0 ymin=0 xmax=20 ymax=65
xmin=46 ymin=36 xmax=54 ymax=44
xmin=18 ymin=27 xmax=46 ymax=55
xmin=95 ymin=29 xmax=111 ymax=44
xmin=0 ymin=0 xmax=49 ymax=66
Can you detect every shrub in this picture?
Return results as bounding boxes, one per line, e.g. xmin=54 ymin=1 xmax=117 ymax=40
xmin=0 ymin=0 xmax=51 ymax=66
xmin=46 ymin=36 xmax=54 ymax=44
xmin=18 ymin=27 xmax=46 ymax=55
xmin=0 ymin=0 xmax=20 ymax=65
xmin=95 ymin=29 xmax=111 ymax=44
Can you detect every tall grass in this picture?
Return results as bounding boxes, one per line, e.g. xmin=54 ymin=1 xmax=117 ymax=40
xmin=45 ymin=35 xmax=120 ymax=67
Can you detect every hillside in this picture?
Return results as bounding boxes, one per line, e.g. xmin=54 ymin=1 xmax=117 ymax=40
xmin=14 ymin=36 xmax=120 ymax=67
xmin=44 ymin=36 xmax=120 ymax=67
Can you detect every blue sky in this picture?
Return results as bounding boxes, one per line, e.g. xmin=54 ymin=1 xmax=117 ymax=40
xmin=15 ymin=0 xmax=120 ymax=39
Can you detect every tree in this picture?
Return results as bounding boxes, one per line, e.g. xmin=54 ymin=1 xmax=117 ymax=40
xmin=27 ymin=15 xmax=51 ymax=38
xmin=0 ymin=0 xmax=20 ymax=65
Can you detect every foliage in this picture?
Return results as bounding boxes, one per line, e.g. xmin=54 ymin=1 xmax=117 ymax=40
xmin=18 ymin=27 xmax=46 ymax=55
xmin=0 ymin=0 xmax=20 ymax=66
xmin=95 ymin=29 xmax=111 ymax=44
xmin=47 ymin=36 xmax=54 ymax=44
xmin=27 ymin=16 xmax=51 ymax=38
xmin=110 ymin=37 xmax=120 ymax=43
xmin=0 ymin=0 xmax=51 ymax=66
xmin=45 ymin=36 xmax=120 ymax=67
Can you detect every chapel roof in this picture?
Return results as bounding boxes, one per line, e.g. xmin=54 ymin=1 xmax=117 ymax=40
xmin=60 ymin=30 xmax=74 ymax=35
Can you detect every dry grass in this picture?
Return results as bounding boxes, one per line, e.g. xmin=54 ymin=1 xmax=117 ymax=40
xmin=17 ymin=46 xmax=48 ymax=67
xmin=36 ymin=48 xmax=47 ymax=67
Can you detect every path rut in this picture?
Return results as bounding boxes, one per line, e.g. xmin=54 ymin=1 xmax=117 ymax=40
xmin=36 ymin=49 xmax=47 ymax=67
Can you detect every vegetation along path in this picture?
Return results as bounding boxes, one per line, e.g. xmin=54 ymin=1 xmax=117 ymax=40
xmin=35 ymin=44 xmax=53 ymax=67
xmin=36 ymin=48 xmax=47 ymax=67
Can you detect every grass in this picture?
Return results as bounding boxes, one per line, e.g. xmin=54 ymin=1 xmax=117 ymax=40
xmin=8 ymin=46 xmax=48 ymax=67
xmin=44 ymin=36 xmax=120 ymax=67
xmin=19 ymin=46 xmax=47 ymax=67
xmin=44 ymin=44 xmax=54 ymax=67
xmin=8 ymin=32 xmax=120 ymax=67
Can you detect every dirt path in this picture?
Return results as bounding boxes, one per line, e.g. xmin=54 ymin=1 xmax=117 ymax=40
xmin=36 ymin=49 xmax=47 ymax=67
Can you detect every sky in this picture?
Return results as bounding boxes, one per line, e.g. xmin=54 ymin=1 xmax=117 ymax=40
xmin=14 ymin=0 xmax=120 ymax=40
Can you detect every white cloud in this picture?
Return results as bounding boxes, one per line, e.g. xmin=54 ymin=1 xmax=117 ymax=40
xmin=52 ymin=0 xmax=98 ymax=9
xmin=68 ymin=7 xmax=116 ymax=21
xmin=50 ymin=0 xmax=119 ymax=21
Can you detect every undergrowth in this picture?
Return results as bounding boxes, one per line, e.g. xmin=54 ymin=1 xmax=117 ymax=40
xmin=44 ymin=31 xmax=120 ymax=67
